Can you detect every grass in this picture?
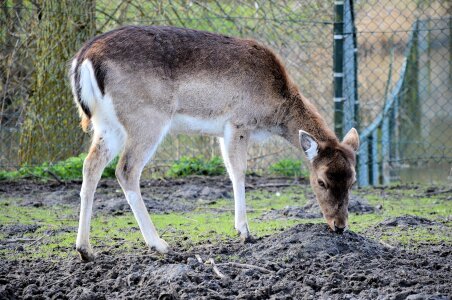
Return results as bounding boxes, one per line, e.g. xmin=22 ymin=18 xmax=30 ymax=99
xmin=0 ymin=154 xmax=117 ymax=181
xmin=166 ymin=156 xmax=225 ymax=177
xmin=268 ymin=159 xmax=307 ymax=177
xmin=0 ymin=184 xmax=451 ymax=260
xmin=0 ymin=155 xmax=309 ymax=183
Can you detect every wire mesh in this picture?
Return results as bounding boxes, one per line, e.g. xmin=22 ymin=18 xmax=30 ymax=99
xmin=353 ymin=0 xmax=451 ymax=184
xmin=0 ymin=0 xmax=450 ymax=183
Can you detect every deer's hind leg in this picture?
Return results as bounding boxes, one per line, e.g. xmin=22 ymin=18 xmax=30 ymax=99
xmin=115 ymin=114 xmax=171 ymax=253
xmin=77 ymin=133 xmax=123 ymax=261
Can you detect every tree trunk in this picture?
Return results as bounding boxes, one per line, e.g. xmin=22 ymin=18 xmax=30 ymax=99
xmin=19 ymin=0 xmax=96 ymax=164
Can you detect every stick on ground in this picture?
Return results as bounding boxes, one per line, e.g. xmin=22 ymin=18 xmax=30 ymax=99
xmin=207 ymin=258 xmax=228 ymax=279
xmin=195 ymin=254 xmax=203 ymax=263
xmin=218 ymin=262 xmax=273 ymax=274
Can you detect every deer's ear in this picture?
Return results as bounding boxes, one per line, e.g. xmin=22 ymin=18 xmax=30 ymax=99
xmin=342 ymin=128 xmax=360 ymax=152
xmin=299 ymin=130 xmax=319 ymax=162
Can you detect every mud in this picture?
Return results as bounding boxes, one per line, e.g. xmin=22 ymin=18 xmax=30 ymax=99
xmin=1 ymin=178 xmax=451 ymax=299
xmin=378 ymin=215 xmax=439 ymax=227
xmin=0 ymin=223 xmax=450 ymax=299
xmin=0 ymin=176 xmax=305 ymax=215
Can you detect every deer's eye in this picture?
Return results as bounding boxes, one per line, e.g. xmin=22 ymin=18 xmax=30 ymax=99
xmin=318 ymin=180 xmax=326 ymax=189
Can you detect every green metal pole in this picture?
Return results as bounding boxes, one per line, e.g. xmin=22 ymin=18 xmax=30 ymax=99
xmin=350 ymin=0 xmax=360 ymax=131
xmin=334 ymin=0 xmax=345 ymax=139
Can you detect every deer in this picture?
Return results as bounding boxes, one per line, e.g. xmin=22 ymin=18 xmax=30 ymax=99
xmin=69 ymin=26 xmax=359 ymax=261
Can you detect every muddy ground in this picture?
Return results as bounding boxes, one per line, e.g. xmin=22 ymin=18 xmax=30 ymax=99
xmin=0 ymin=176 xmax=306 ymax=214
xmin=0 ymin=177 xmax=451 ymax=299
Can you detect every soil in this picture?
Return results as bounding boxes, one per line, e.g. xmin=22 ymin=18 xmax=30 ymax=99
xmin=0 ymin=176 xmax=306 ymax=214
xmin=378 ymin=215 xmax=439 ymax=227
xmin=260 ymin=194 xmax=375 ymax=220
xmin=0 ymin=223 xmax=450 ymax=300
xmin=0 ymin=177 xmax=451 ymax=299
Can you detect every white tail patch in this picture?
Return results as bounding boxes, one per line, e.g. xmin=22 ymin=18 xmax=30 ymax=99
xmin=91 ymin=94 xmax=126 ymax=156
xmin=79 ymin=60 xmax=103 ymax=114
xmin=70 ymin=59 xmax=78 ymax=104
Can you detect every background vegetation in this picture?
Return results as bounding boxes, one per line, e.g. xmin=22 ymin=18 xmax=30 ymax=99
xmin=0 ymin=0 xmax=450 ymax=183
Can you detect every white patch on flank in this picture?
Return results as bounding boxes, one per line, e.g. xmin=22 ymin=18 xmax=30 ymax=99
xmin=171 ymin=114 xmax=229 ymax=136
xmin=79 ymin=60 xmax=103 ymax=113
xmin=250 ymin=130 xmax=272 ymax=143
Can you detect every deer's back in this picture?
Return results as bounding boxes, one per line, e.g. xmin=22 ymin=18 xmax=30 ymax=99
xmin=73 ymin=26 xmax=297 ymax=136
xmin=75 ymin=26 xmax=292 ymax=97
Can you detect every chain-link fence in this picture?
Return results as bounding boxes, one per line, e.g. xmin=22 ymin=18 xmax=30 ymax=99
xmin=0 ymin=0 xmax=450 ymax=183
xmin=351 ymin=0 xmax=451 ymax=184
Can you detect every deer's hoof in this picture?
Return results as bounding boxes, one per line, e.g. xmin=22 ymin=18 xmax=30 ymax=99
xmin=150 ymin=238 xmax=170 ymax=254
xmin=236 ymin=223 xmax=255 ymax=243
xmin=76 ymin=245 xmax=95 ymax=262
xmin=239 ymin=232 xmax=256 ymax=243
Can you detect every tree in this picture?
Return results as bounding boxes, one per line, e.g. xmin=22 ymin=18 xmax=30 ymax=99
xmin=19 ymin=0 xmax=96 ymax=164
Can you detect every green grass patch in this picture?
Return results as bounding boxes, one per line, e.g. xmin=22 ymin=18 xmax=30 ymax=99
xmin=349 ymin=188 xmax=452 ymax=247
xmin=0 ymin=154 xmax=117 ymax=181
xmin=268 ymin=159 xmax=307 ymax=177
xmin=166 ymin=156 xmax=225 ymax=177
xmin=378 ymin=226 xmax=451 ymax=247
xmin=0 ymin=154 xmax=229 ymax=181
xmin=0 ymin=184 xmax=450 ymax=260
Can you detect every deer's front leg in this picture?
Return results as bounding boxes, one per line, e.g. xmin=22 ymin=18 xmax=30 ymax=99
xmin=220 ymin=124 xmax=251 ymax=241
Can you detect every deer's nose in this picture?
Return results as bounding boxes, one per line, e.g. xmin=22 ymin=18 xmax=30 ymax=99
xmin=334 ymin=225 xmax=345 ymax=234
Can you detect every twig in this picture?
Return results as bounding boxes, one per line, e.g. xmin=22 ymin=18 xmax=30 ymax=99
xmin=425 ymin=188 xmax=452 ymax=196
xmin=3 ymin=238 xmax=36 ymax=243
xmin=217 ymin=262 xmax=273 ymax=274
xmin=27 ymin=235 xmax=46 ymax=247
xmin=379 ymin=240 xmax=395 ymax=249
xmin=195 ymin=254 xmax=203 ymax=263
xmin=46 ymin=169 xmax=64 ymax=184
xmin=206 ymin=258 xmax=227 ymax=279
xmin=43 ymin=273 xmax=76 ymax=288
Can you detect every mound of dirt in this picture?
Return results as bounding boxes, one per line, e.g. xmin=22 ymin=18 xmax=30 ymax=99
xmin=379 ymin=215 xmax=439 ymax=227
xmin=261 ymin=194 xmax=374 ymax=220
xmin=0 ymin=224 xmax=39 ymax=236
xmin=1 ymin=223 xmax=450 ymax=299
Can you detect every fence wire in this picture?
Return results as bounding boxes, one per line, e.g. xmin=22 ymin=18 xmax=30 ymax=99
xmin=0 ymin=0 xmax=450 ymax=183
xmin=352 ymin=0 xmax=451 ymax=184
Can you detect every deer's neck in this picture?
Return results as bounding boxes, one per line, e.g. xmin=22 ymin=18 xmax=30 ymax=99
xmin=283 ymin=92 xmax=338 ymax=147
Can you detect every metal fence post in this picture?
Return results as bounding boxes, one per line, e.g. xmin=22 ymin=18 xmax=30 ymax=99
xmin=350 ymin=0 xmax=359 ymax=131
xmin=333 ymin=0 xmax=345 ymax=140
